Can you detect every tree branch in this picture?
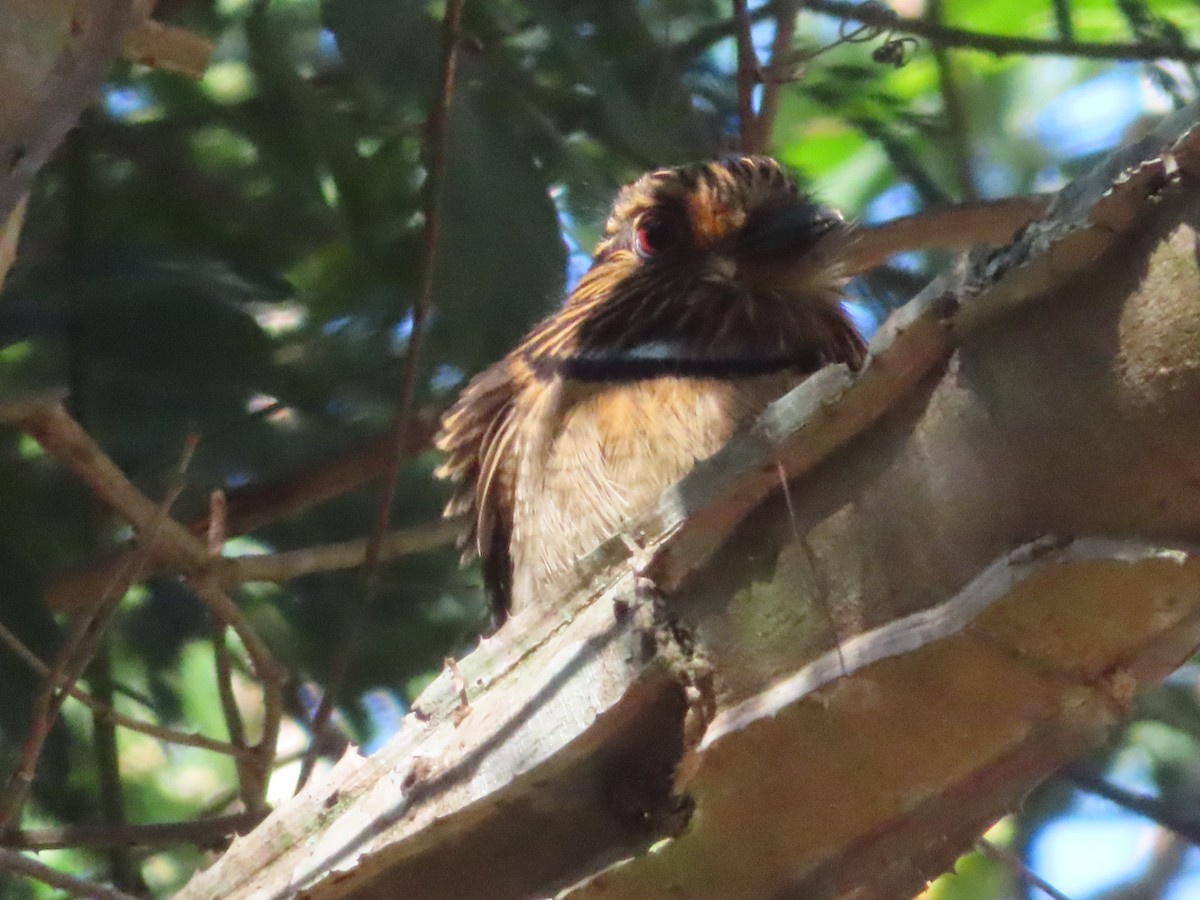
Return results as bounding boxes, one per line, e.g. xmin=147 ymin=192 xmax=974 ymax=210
xmin=296 ymin=0 xmax=467 ymax=793
xmin=222 ymin=517 xmax=463 ymax=585
xmin=0 ymin=846 xmax=140 ymax=900
xmin=3 ymin=811 xmax=266 ymax=851
xmin=806 ymin=0 xmax=1200 ymax=63
xmin=732 ymin=0 xmax=762 ymax=153
xmin=0 ymin=396 xmax=287 ymax=812
xmin=0 ymin=434 xmax=191 ymax=828
xmin=674 ymin=0 xmax=1200 ymax=66
xmin=44 ymin=412 xmax=440 ymax=615
xmin=178 ymin=110 xmax=1200 ymax=899
xmin=0 ymin=0 xmax=139 ymax=222
xmin=756 ymin=0 xmax=801 ymax=152
xmin=0 ymin=616 xmax=252 ymax=756
xmin=1065 ymin=765 xmax=1200 ymax=844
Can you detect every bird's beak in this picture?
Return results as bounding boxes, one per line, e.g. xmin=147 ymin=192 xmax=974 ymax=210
xmin=736 ymin=201 xmax=845 ymax=263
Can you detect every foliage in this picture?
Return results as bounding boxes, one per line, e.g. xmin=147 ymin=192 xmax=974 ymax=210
xmin=2 ymin=0 xmax=1200 ymax=895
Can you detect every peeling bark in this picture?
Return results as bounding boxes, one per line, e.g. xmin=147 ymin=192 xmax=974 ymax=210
xmin=181 ymin=108 xmax=1200 ymax=899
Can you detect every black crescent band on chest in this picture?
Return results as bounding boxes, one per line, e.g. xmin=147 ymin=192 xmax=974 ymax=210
xmin=525 ymin=347 xmax=838 ymax=383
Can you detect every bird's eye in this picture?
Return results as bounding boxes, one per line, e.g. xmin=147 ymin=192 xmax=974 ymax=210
xmin=634 ymin=218 xmax=674 ymax=259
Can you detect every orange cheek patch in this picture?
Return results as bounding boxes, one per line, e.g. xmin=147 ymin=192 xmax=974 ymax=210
xmin=688 ymin=191 xmax=745 ymax=249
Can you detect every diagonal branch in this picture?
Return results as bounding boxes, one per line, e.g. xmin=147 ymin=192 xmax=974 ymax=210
xmin=3 ymin=812 xmax=266 ymax=851
xmin=1065 ymin=765 xmax=1200 ymax=844
xmin=0 ymin=617 xmax=252 ymax=756
xmin=0 ymin=846 xmax=140 ymax=900
xmin=296 ymin=0 xmax=467 ymax=793
xmin=0 ymin=394 xmax=287 ymax=812
xmin=0 ymin=435 xmax=192 ymax=828
xmin=45 ymin=414 xmax=439 ymax=615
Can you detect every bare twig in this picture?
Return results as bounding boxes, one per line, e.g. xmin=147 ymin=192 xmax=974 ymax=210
xmin=0 ymin=846 xmax=140 ymax=900
xmin=756 ymin=0 xmax=800 ymax=151
xmin=223 ymin=516 xmax=464 ymax=585
xmin=975 ymin=837 xmax=1075 ymax=900
xmin=46 ymin=413 xmax=440 ymax=614
xmin=11 ymin=400 xmax=279 ymax=670
xmin=842 ymin=195 xmax=1050 ymax=274
xmin=0 ymin=618 xmax=251 ymax=757
xmin=207 ymin=489 xmax=228 ymax=556
xmin=3 ymin=811 xmax=266 ymax=851
xmin=1064 ymin=765 xmax=1200 ymax=844
xmin=213 ymin=626 xmax=249 ymax=763
xmin=89 ymin=645 xmax=141 ymax=891
xmin=0 ymin=433 xmax=192 ymax=828
xmin=732 ymin=0 xmax=763 ymax=153
xmin=676 ymin=0 xmax=1200 ymax=66
xmin=204 ymin=488 xmax=252 ymax=802
xmin=0 ymin=396 xmax=287 ymax=812
xmin=732 ymin=0 xmax=801 ymax=154
xmin=193 ymin=583 xmax=283 ymax=813
xmin=806 ymin=0 xmax=1200 ymax=64
xmin=296 ymin=0 xmax=467 ymax=793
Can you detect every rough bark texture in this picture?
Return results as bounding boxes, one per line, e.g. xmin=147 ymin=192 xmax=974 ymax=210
xmin=0 ymin=0 xmax=136 ymax=223
xmin=182 ymin=109 xmax=1200 ymax=899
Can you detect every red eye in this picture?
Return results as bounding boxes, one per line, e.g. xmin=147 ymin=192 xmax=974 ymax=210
xmin=634 ymin=218 xmax=674 ymax=259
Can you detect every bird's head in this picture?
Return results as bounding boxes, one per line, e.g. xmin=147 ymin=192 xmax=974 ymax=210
xmin=523 ymin=156 xmax=863 ymax=379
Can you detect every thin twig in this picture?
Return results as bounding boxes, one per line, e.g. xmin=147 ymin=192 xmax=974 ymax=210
xmin=0 ymin=846 xmax=141 ymax=900
xmin=732 ymin=0 xmax=763 ymax=153
xmin=64 ymin=124 xmax=139 ymax=888
xmin=0 ymin=397 xmax=287 ymax=812
xmin=195 ymin=749 xmax=306 ymax=823
xmin=89 ymin=645 xmax=141 ymax=891
xmin=1064 ymin=765 xmax=1200 ymax=844
xmin=3 ymin=812 xmax=266 ymax=852
xmin=675 ymin=0 xmax=1200 ymax=66
xmin=776 ymin=461 xmax=845 ymax=676
xmin=222 ymin=516 xmax=464 ymax=584
xmin=806 ymin=0 xmax=1200 ymax=63
xmin=0 ymin=618 xmax=252 ymax=757
xmin=191 ymin=579 xmax=283 ymax=813
xmin=0 ymin=437 xmax=192 ymax=828
xmin=46 ymin=413 xmax=440 ymax=614
xmin=295 ymin=0 xmax=467 ymax=793
xmin=212 ymin=625 xmax=249 ymax=775
xmin=756 ymin=0 xmax=801 ymax=152
xmin=203 ymin=488 xmax=251 ymax=805
xmin=975 ymin=837 xmax=1075 ymax=900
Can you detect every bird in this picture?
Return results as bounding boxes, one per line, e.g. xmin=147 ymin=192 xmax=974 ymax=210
xmin=435 ymin=156 xmax=866 ymax=624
